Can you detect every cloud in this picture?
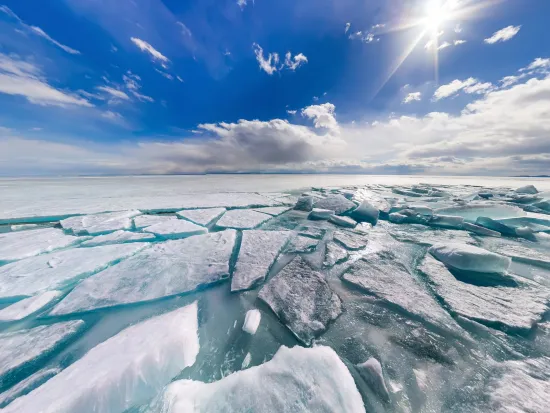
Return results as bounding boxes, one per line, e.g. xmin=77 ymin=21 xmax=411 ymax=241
xmin=349 ymin=31 xmax=377 ymax=43
xmin=484 ymin=25 xmax=521 ymax=44
xmin=464 ymin=82 xmax=493 ymax=94
xmin=237 ymin=0 xmax=248 ymax=9
xmin=253 ymin=43 xmax=279 ymax=75
xmin=454 ymin=40 xmax=466 ymax=45
xmin=433 ymin=78 xmax=478 ymax=100
xmin=155 ymin=69 xmax=174 ymax=80
xmin=345 ymin=23 xmax=351 ymax=33
xmin=97 ymin=86 xmax=130 ymax=101
xmin=0 ymin=6 xmax=81 ymax=55
xmin=176 ymin=21 xmax=192 ymax=37
xmin=0 ymin=53 xmax=92 ymax=107
xmin=403 ymin=92 xmax=422 ymax=103
xmin=521 ymin=57 xmax=550 ymax=72
xmin=454 ymin=24 xmax=462 ymax=33
xmin=284 ymin=52 xmax=308 ymax=71
xmin=287 ymin=110 xmax=297 ymax=115
xmin=130 ymin=37 xmax=169 ymax=62
xmin=301 ymin=103 xmax=339 ymax=132
xmin=101 ymin=111 xmax=124 ymax=122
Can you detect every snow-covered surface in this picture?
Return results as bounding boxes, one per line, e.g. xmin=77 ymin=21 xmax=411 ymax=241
xmin=429 ymin=243 xmax=511 ymax=274
xmin=0 ymin=243 xmax=147 ymax=299
xmin=242 ymin=309 xmax=261 ymax=335
xmin=51 ymin=231 xmax=236 ymax=315
xmin=60 ymin=210 xmax=141 ymax=235
xmin=215 ymin=209 xmax=272 ymax=229
xmin=258 ymin=256 xmax=342 ymax=345
xmin=176 ymin=208 xmax=226 ymax=226
xmin=231 ymin=230 xmax=289 ymax=292
xmin=144 ymin=345 xmax=365 ymax=413
xmin=0 ymin=291 xmax=61 ymax=321
xmin=143 ymin=219 xmax=207 ymax=239
xmin=81 ymin=230 xmax=156 ymax=247
xmin=0 ymin=228 xmax=78 ymax=262
xmin=5 ymin=303 xmax=199 ymax=413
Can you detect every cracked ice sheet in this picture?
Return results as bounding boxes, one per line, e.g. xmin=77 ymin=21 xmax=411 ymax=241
xmin=143 ymin=220 xmax=207 ymax=239
xmin=0 ymin=228 xmax=79 ymax=262
xmin=258 ymin=256 xmax=343 ymax=346
xmin=419 ymin=255 xmax=550 ymax=332
xmin=134 ymin=215 xmax=177 ymax=230
xmin=143 ymin=345 xmax=365 ymax=413
xmin=50 ymin=231 xmax=236 ymax=315
xmin=0 ymin=291 xmax=61 ymax=322
xmin=252 ymin=206 xmax=291 ymax=216
xmin=176 ymin=208 xmax=226 ymax=226
xmin=231 ymin=230 xmax=290 ymax=292
xmin=0 ymin=320 xmax=84 ymax=383
xmin=60 ymin=210 xmax=141 ymax=235
xmin=0 ymin=243 xmax=147 ymax=299
xmin=380 ymin=221 xmax=477 ymax=247
xmin=5 ymin=303 xmax=199 ymax=413
xmin=81 ymin=230 xmax=156 ymax=247
xmin=215 ymin=209 xmax=272 ymax=229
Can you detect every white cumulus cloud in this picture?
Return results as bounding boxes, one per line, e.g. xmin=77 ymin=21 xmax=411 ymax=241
xmin=284 ymin=52 xmax=308 ymax=71
xmin=433 ymin=78 xmax=478 ymax=100
xmin=403 ymin=92 xmax=422 ymax=103
xmin=484 ymin=25 xmax=521 ymax=44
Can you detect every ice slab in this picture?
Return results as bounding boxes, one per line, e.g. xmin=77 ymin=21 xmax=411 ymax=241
xmin=242 ymin=309 xmax=261 ymax=335
xmin=343 ymin=251 xmax=460 ymax=333
xmin=0 ymin=368 xmax=60 ymax=408
xmin=293 ymin=196 xmax=314 ymax=211
xmin=144 ymin=345 xmax=365 ymax=413
xmin=60 ymin=210 xmax=141 ymax=235
xmin=231 ymin=230 xmax=290 ymax=292
xmin=497 ymin=217 xmax=550 ymax=232
xmin=0 ymin=291 xmax=61 ymax=322
xmin=144 ymin=220 xmax=207 ymax=239
xmin=9 ymin=224 xmax=39 ymax=232
xmin=356 ymin=358 xmax=389 ymax=402
xmin=352 ymin=189 xmax=392 ymax=214
xmin=258 ymin=256 xmax=343 ymax=345
xmin=429 ymin=214 xmax=464 ymax=229
xmin=333 ymin=230 xmax=367 ymax=251
xmin=389 ymin=210 xmax=431 ymax=225
xmin=0 ymin=243 xmax=147 ymax=299
xmin=419 ymin=255 xmax=550 ymax=332
xmin=533 ymin=200 xmax=550 ymax=212
xmin=475 ymin=216 xmax=518 ymax=237
xmin=392 ymin=187 xmax=423 ymax=198
xmin=176 ymin=208 xmax=226 ymax=226
xmin=134 ymin=214 xmax=177 ymax=230
xmin=324 ymin=242 xmax=349 ymax=267
xmin=5 ymin=303 xmax=199 ymax=413
xmin=51 ymin=231 xmax=236 ymax=315
xmin=515 ymin=185 xmax=539 ymax=194
xmin=435 ymin=203 xmax=525 ymax=222
xmin=252 ymin=206 xmax=291 ymax=216
xmin=284 ymin=235 xmax=319 ymax=253
xmin=297 ymin=226 xmax=325 ymax=239
xmin=350 ymin=201 xmax=379 ymax=224
xmin=0 ymin=228 xmax=79 ymax=262
xmin=313 ymin=194 xmax=356 ymax=215
xmin=329 ymin=215 xmax=357 ymax=228
xmin=0 ymin=321 xmax=84 ymax=386
xmin=462 ymin=222 xmax=501 ymax=237
xmin=429 ymin=243 xmax=511 ymax=274
xmin=382 ymin=222 xmax=476 ymax=247
xmin=482 ymin=239 xmax=550 ymax=269
xmin=215 ymin=209 xmax=272 ymax=230
xmin=81 ymin=230 xmax=156 ymax=247
xmin=308 ymin=208 xmax=334 ymax=220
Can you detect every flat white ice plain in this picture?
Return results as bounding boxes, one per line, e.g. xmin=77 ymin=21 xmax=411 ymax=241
xmin=1 ymin=175 xmax=550 ymax=413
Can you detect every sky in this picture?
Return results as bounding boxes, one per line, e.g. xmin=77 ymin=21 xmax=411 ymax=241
xmin=0 ymin=0 xmax=549 ymax=176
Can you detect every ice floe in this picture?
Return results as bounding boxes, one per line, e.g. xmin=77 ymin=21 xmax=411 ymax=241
xmin=0 ymin=243 xmax=147 ymax=299
xmin=252 ymin=206 xmax=291 ymax=216
xmin=242 ymin=309 xmax=261 ymax=335
xmin=215 ymin=209 xmax=272 ymax=229
xmin=333 ymin=230 xmax=367 ymax=250
xmin=462 ymin=222 xmax=501 ymax=237
xmin=143 ymin=219 xmax=207 ymax=239
xmin=81 ymin=230 xmax=156 ymax=247
xmin=60 ymin=210 xmax=141 ymax=235
xmin=143 ymin=345 xmax=365 ymax=413
xmin=350 ymin=201 xmax=379 ymax=224
xmin=0 ymin=228 xmax=78 ymax=262
xmin=284 ymin=234 xmax=319 ymax=253
xmin=0 ymin=368 xmax=60 ymax=408
xmin=134 ymin=214 xmax=177 ymax=230
xmin=324 ymin=242 xmax=349 ymax=267
xmin=356 ymin=358 xmax=389 ymax=402
xmin=4 ymin=303 xmax=199 ymax=413
xmin=435 ymin=203 xmax=525 ymax=222
xmin=515 ymin=185 xmax=539 ymax=194
xmin=50 ymin=231 xmax=236 ymax=315
xmin=176 ymin=208 xmax=226 ymax=226
xmin=231 ymin=230 xmax=290 ymax=292
xmin=313 ymin=194 xmax=356 ymax=215
xmin=258 ymin=256 xmax=343 ymax=345
xmin=429 ymin=243 xmax=511 ymax=274
xmin=0 ymin=291 xmax=61 ymax=322
xmin=293 ymin=195 xmax=314 ymax=211
xmin=329 ymin=215 xmax=357 ymax=228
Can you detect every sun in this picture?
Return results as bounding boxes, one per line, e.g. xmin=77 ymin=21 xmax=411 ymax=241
xmin=423 ymin=0 xmax=456 ymax=32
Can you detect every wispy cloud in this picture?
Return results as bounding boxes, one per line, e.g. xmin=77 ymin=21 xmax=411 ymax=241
xmin=284 ymin=52 xmax=308 ymax=71
xmin=403 ymin=92 xmax=422 ymax=104
xmin=345 ymin=23 xmax=351 ymax=34
xmin=130 ymin=37 xmax=169 ymax=62
xmin=176 ymin=21 xmax=192 ymax=37
xmin=253 ymin=43 xmax=279 ymax=75
xmin=433 ymin=78 xmax=478 ymax=100
xmin=484 ymin=25 xmax=521 ymax=44
xmin=97 ymin=86 xmax=130 ymax=101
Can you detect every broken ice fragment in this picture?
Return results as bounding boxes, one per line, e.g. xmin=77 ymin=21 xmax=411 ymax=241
xmin=0 ymin=243 xmax=147 ymax=299
xmin=0 ymin=228 xmax=78 ymax=262
xmin=0 ymin=291 xmax=61 ymax=322
xmin=329 ymin=215 xmax=357 ymax=228
xmin=356 ymin=358 xmax=390 ymax=402
xmin=231 ymin=230 xmax=290 ymax=292
xmin=350 ymin=201 xmax=379 ymax=225
xmin=60 ymin=210 xmax=141 ymax=235
xmin=4 ymin=303 xmax=199 ymax=413
xmin=297 ymin=226 xmax=325 ymax=239
xmin=429 ymin=243 xmax=511 ymax=274
xmin=258 ymin=256 xmax=343 ymax=345
xmin=0 ymin=368 xmax=60 ymax=408
xmin=515 ymin=185 xmax=538 ymax=194
xmin=436 ymin=203 xmax=525 ymax=222
xmin=284 ymin=235 xmax=319 ymax=253
xmin=293 ymin=196 xmax=314 ymax=211
xmin=324 ymin=242 xmax=349 ymax=267
xmin=143 ymin=219 xmax=207 ymax=239
xmin=429 ymin=214 xmax=464 ymax=229
xmin=252 ymin=206 xmax=290 ymax=216
xmin=476 ymin=216 xmax=518 ymax=237
xmin=50 ymin=231 xmax=236 ymax=315
xmin=81 ymin=230 xmax=156 ymax=247
xmin=392 ymin=187 xmax=423 ymax=197
xmin=462 ymin=222 xmax=501 ymax=237
xmin=134 ymin=214 xmax=177 ymax=230
xmin=308 ymin=208 xmax=334 ymax=220
xmin=242 ymin=309 xmax=261 ymax=335
xmin=216 ymin=209 xmax=272 ymax=230
xmin=333 ymin=230 xmax=367 ymax=251
xmin=176 ymin=208 xmax=226 ymax=226
xmin=497 ymin=217 xmax=550 ymax=233
xmin=353 ymin=189 xmax=392 ymax=215
xmin=313 ymin=194 xmax=356 ymax=215
xmin=143 ymin=345 xmax=365 ymax=413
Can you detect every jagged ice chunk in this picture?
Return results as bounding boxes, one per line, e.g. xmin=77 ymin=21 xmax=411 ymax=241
xmin=0 ymin=228 xmax=78 ymax=262
xmin=176 ymin=208 xmax=226 ymax=226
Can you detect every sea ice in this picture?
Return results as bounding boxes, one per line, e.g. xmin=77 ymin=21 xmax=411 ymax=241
xmin=308 ymin=208 xmax=334 ymax=220
xmin=349 ymin=201 xmax=379 ymax=224
xmin=231 ymin=230 xmax=290 ymax=292
xmin=50 ymin=231 xmax=236 ymax=315
xmin=383 ymin=222 xmax=476 ymax=247
xmin=462 ymin=222 xmax=501 ymax=237
xmin=533 ymin=200 xmax=550 ymax=212
xmin=252 ymin=206 xmax=291 ymax=216
xmin=352 ymin=189 xmax=392 ymax=215
xmin=4 ymin=303 xmax=199 ymax=413
xmin=436 ymin=203 xmax=525 ymax=222
xmin=481 ymin=239 xmax=550 ymax=269
xmin=0 ymin=243 xmax=147 ymax=299
xmin=143 ymin=220 xmax=207 ymax=239
xmin=0 ymin=228 xmax=78 ymax=262
xmin=429 ymin=214 xmax=464 ymax=229
xmin=215 ymin=209 xmax=272 ymax=230
xmin=475 ymin=216 xmax=518 ymax=237
xmin=333 ymin=230 xmax=367 ymax=250
xmin=60 ymin=210 xmax=141 ymax=235
xmin=293 ymin=196 xmax=314 ymax=212
xmin=0 ymin=291 xmax=61 ymax=322
xmin=258 ymin=256 xmax=343 ymax=345
xmin=0 ymin=368 xmax=60 ymax=408
xmin=356 ymin=358 xmax=389 ymax=401
xmin=429 ymin=243 xmax=511 ymax=274
xmin=143 ymin=345 xmax=365 ymax=413
xmin=392 ymin=187 xmax=423 ymax=198
xmin=81 ymin=230 xmax=156 ymax=247
xmin=9 ymin=224 xmax=39 ymax=232
xmin=515 ymin=185 xmax=538 ymax=194
xmin=242 ymin=309 xmax=261 ymax=335
xmin=497 ymin=217 xmax=550 ymax=232
xmin=297 ymin=226 xmax=325 ymax=239
xmin=313 ymin=194 xmax=356 ymax=215
xmin=323 ymin=242 xmax=349 ymax=267
xmin=176 ymin=208 xmax=226 ymax=226
xmin=0 ymin=321 xmax=84 ymax=386
xmin=284 ymin=235 xmax=319 ymax=253
xmin=134 ymin=214 xmax=178 ymax=230
xmin=419 ymin=255 xmax=550 ymax=332
xmin=329 ymin=215 xmax=357 ymax=228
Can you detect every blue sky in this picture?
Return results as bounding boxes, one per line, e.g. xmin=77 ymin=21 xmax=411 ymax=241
xmin=0 ymin=0 xmax=549 ymax=176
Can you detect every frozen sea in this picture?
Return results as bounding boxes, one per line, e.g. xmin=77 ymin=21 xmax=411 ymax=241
xmin=0 ymin=174 xmax=549 ymax=413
